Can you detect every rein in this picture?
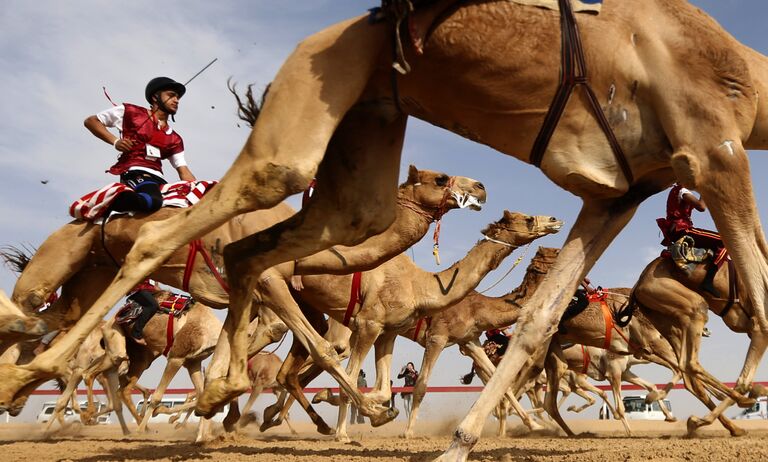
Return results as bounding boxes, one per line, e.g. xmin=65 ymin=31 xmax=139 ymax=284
xmin=478 ymin=243 xmax=530 ymax=295
xmin=182 ymin=239 xmax=229 ymax=294
xmin=530 ymin=0 xmax=633 ymax=185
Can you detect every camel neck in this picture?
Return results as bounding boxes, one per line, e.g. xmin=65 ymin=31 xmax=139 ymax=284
xmin=416 ymin=238 xmax=518 ymax=312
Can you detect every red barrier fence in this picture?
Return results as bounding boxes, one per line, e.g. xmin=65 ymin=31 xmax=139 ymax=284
xmin=28 ymin=382 xmax=768 ymax=396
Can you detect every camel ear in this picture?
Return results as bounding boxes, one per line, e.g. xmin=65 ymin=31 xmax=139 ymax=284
xmin=503 ymin=210 xmax=514 ymax=220
xmin=406 ymin=165 xmax=420 ymax=184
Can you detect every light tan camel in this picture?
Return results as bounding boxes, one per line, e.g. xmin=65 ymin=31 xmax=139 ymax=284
xmin=4 ymin=3 xmax=768 ymax=458
xmin=632 ymin=254 xmax=767 ymax=434
xmin=278 ymin=211 xmax=562 ymax=441
xmin=236 ymin=352 xmax=297 ymax=434
xmin=41 ymin=322 xmax=130 ymax=435
xmin=0 ymin=165 xmax=483 ymax=423
xmin=556 ymin=343 xmax=674 ymax=435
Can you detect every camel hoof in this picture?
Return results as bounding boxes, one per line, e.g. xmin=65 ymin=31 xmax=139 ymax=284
xmin=566 ymin=405 xmax=576 ymax=412
xmin=262 ymin=403 xmax=280 ymax=423
xmin=665 ymin=416 xmax=678 ymax=423
xmin=335 ymin=433 xmax=351 ymax=443
xmin=316 ymin=422 xmax=335 ymax=436
xmin=368 ymin=407 xmax=398 ymax=427
xmin=686 ymin=416 xmax=702 ymax=435
xmin=238 ymin=412 xmax=259 ymax=428
xmin=259 ymin=419 xmax=280 ymax=433
xmin=730 ymin=426 xmax=747 ymax=437
xmin=195 ymin=378 xmax=245 ymax=418
xmin=401 ymin=430 xmax=414 ymax=439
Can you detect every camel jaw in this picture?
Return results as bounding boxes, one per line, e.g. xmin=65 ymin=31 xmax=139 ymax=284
xmin=452 ymin=192 xmax=484 ymax=211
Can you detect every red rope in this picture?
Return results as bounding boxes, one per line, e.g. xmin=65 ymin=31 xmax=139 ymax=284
xmin=343 ymin=272 xmax=363 ymax=326
xmin=162 ymin=307 xmax=176 ymax=356
xmin=182 ymin=239 xmax=229 ymax=294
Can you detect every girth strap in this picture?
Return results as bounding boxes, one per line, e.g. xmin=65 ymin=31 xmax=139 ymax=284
xmin=600 ymin=301 xmax=614 ymax=350
xmin=413 ymin=317 xmax=432 ymax=341
xmin=719 ymin=259 xmax=739 ymax=318
xmin=581 ymin=344 xmax=591 ymax=374
xmin=343 ymin=272 xmax=364 ymax=327
xmin=530 ymin=0 xmax=633 ymax=185
xmin=183 ymin=239 xmax=229 ymax=294
xmin=162 ymin=306 xmax=177 ymax=356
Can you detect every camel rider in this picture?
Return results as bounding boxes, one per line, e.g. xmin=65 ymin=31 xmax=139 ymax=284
xmin=484 ymin=327 xmax=511 ymax=356
xmin=656 ymin=183 xmax=726 ymax=297
xmin=84 ymin=77 xmax=196 ymax=214
xmin=127 ymin=278 xmax=160 ymax=343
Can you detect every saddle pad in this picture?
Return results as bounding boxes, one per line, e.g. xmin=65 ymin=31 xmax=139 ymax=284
xmin=115 ymin=300 xmax=142 ymax=325
xmin=69 ymin=180 xmax=218 ymax=220
xmin=511 ymin=0 xmax=602 ymax=14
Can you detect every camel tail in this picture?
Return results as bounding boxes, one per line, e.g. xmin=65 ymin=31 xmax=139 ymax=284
xmin=227 ymin=78 xmax=271 ymax=128
xmin=460 ymin=366 xmax=476 ymax=385
xmin=52 ymin=378 xmax=67 ymax=392
xmin=0 ymin=244 xmax=35 ymax=274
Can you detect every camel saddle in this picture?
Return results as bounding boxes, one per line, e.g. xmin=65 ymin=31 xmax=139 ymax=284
xmin=666 ymin=235 xmax=713 ymax=274
xmin=558 ymin=289 xmax=590 ymax=334
xmin=115 ymin=294 xmax=193 ymax=325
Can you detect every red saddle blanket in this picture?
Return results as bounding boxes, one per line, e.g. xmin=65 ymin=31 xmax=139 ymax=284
xmin=69 ymin=180 xmax=217 ymax=220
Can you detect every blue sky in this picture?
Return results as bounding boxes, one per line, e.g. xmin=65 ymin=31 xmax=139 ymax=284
xmin=1 ymin=1 xmax=767 ymax=424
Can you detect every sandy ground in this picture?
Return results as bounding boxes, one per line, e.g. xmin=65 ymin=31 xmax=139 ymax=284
xmin=1 ymin=419 xmax=767 ymax=461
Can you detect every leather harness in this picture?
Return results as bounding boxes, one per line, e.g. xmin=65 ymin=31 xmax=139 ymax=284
xmin=530 ymin=0 xmax=633 ymax=184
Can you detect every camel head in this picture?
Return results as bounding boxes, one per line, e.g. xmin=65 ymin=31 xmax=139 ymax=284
xmin=400 ymin=165 xmax=486 ymax=215
xmin=481 ymin=211 xmax=563 ymax=247
xmin=529 ymin=247 xmax=560 ymax=273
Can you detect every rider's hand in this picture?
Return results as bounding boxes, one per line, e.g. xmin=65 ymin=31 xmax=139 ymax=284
xmin=114 ymin=138 xmax=136 ymax=152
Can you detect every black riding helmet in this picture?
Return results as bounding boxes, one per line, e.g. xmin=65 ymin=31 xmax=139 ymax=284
xmin=144 ymin=77 xmax=186 ymax=104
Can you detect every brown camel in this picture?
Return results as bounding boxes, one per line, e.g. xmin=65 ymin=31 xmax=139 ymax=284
xmin=236 ymin=352 xmax=297 ymax=434
xmin=275 ymin=211 xmax=562 ymax=441
xmin=632 ymin=254 xmax=767 ymax=434
xmin=4 ymin=3 xmax=768 ymax=458
xmin=400 ymin=247 xmax=559 ymax=438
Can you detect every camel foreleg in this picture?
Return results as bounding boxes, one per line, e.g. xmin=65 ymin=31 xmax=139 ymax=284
xmin=403 ymin=335 xmax=449 ymax=438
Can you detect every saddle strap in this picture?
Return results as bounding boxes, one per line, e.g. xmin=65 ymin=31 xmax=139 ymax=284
xmin=530 ymin=0 xmax=633 ymax=184
xmin=162 ymin=309 xmax=176 ymax=356
xmin=183 ymin=239 xmax=229 ymax=294
xmin=581 ymin=344 xmax=591 ymax=374
xmin=412 ymin=317 xmax=433 ymax=341
xmin=343 ymin=272 xmax=364 ymax=327
xmin=600 ymin=301 xmax=613 ymax=350
xmin=720 ymin=259 xmax=739 ymax=318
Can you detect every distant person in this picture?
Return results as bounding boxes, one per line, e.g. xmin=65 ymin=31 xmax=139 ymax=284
xmin=398 ymin=362 xmax=419 ymax=419
xmin=350 ymin=369 xmax=367 ymax=424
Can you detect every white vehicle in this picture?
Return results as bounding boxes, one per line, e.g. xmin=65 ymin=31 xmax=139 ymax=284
xmin=36 ymin=400 xmax=112 ymax=424
xmin=136 ymin=398 xmax=229 ymax=424
xmin=734 ymin=396 xmax=767 ymax=420
xmin=622 ymin=395 xmax=673 ymax=421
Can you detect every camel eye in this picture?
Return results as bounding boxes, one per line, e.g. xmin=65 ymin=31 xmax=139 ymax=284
xmin=526 ymin=217 xmax=534 ymax=223
xmin=435 ymin=175 xmax=449 ymax=187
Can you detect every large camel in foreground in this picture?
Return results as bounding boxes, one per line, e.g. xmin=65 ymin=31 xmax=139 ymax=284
xmin=4 ymin=2 xmax=768 ymax=458
xmin=633 ymin=254 xmax=768 ymax=433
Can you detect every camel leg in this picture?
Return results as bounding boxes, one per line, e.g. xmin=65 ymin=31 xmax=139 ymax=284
xmin=404 ymin=335 xmax=448 ymax=439
xmin=238 ymin=385 xmax=264 ymax=428
xmin=0 ymin=18 xmax=396 ymax=412
xmin=368 ymin=333 xmax=397 ymax=404
xmin=604 ymin=358 xmax=632 ymax=436
xmin=460 ymin=340 xmax=543 ymax=432
xmin=572 ymin=373 xmax=618 ymax=418
xmin=541 ymin=345 xmax=575 ymax=437
xmin=137 ymin=356 xmax=185 ymax=432
xmin=566 ymin=386 xmax=595 ymax=413
xmin=335 ymin=323 xmax=383 ymax=443
xmin=246 ymin=307 xmax=288 ymax=358
xmin=103 ymin=368 xmax=130 ymax=435
xmin=623 ymin=370 xmax=676 ymax=422
xmin=44 ymin=370 xmax=80 ymax=434
xmin=438 ymin=193 xmax=653 ymax=461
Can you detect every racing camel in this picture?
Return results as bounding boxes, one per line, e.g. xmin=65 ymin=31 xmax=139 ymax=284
xmin=2 ymin=2 xmax=768 ymax=458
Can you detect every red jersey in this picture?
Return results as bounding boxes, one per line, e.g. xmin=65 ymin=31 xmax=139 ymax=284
xmin=97 ymin=103 xmax=184 ymax=177
xmin=664 ymin=184 xmax=695 ymax=232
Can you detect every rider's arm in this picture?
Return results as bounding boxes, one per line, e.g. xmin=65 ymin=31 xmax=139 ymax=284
xmin=680 ymin=189 xmax=706 ymax=212
xmin=168 ymin=152 xmax=196 ymax=182
xmin=84 ymin=105 xmax=135 ymax=152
